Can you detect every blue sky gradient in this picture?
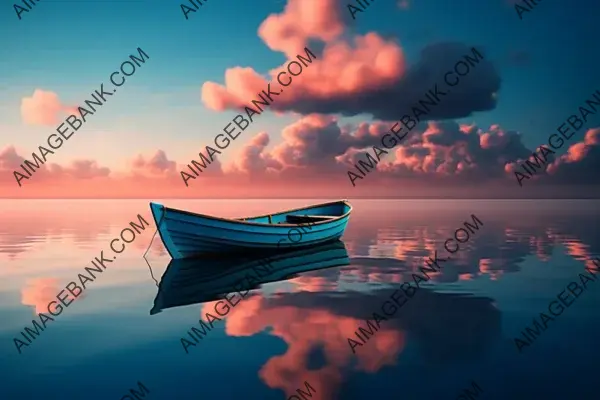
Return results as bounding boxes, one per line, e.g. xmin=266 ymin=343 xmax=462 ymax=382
xmin=2 ymin=0 xmax=600 ymax=197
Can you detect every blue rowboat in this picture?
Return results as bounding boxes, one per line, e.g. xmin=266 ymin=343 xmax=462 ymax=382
xmin=149 ymin=200 xmax=352 ymax=259
xmin=150 ymin=240 xmax=350 ymax=314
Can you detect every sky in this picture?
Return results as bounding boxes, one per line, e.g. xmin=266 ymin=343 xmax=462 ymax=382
xmin=1 ymin=0 xmax=600 ymax=198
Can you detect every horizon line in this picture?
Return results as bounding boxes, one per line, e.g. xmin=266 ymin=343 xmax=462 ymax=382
xmin=1 ymin=197 xmax=600 ymax=200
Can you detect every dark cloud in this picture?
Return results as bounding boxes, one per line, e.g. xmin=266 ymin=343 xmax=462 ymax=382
xmin=271 ymin=42 xmax=501 ymax=122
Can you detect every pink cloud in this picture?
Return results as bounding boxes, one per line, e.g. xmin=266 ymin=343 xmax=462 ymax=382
xmin=3 ymin=149 xmax=182 ymax=188
xmin=258 ymin=0 xmax=349 ymax=57
xmin=546 ymin=128 xmax=600 ymax=176
xmin=204 ymin=42 xmax=499 ymax=123
xmin=131 ymin=150 xmax=177 ymax=177
xmin=373 ymin=121 xmax=530 ymax=180
xmin=228 ymin=132 xmax=283 ymax=174
xmin=202 ymin=33 xmax=406 ymax=113
xmin=503 ymin=128 xmax=600 ymax=187
xmin=47 ymin=160 xmax=110 ymax=180
xmin=1 ymin=146 xmax=111 ymax=188
xmin=21 ymin=89 xmax=74 ymax=126
xmin=201 ymin=67 xmax=268 ymax=112
xmin=3 ymin=122 xmax=600 ymax=198
xmin=202 ymin=0 xmax=499 ymax=124
xmin=0 ymin=146 xmax=25 ymax=170
xmin=271 ymin=114 xmax=354 ymax=170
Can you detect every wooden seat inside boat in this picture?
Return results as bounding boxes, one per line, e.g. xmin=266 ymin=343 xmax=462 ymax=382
xmin=240 ymin=215 xmax=334 ymax=224
xmin=285 ymin=214 xmax=336 ymax=224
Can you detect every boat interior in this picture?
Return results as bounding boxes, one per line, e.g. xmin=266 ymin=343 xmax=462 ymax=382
xmin=283 ymin=214 xmax=336 ymax=223
xmin=238 ymin=201 xmax=350 ymax=225
xmin=239 ymin=214 xmax=337 ymax=225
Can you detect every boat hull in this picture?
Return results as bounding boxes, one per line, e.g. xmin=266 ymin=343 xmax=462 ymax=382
xmin=149 ymin=200 xmax=352 ymax=259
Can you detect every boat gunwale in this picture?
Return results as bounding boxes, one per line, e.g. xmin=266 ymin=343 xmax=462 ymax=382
xmin=155 ymin=199 xmax=353 ymax=228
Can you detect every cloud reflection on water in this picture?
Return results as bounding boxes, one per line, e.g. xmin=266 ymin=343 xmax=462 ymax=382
xmin=4 ymin=200 xmax=600 ymax=398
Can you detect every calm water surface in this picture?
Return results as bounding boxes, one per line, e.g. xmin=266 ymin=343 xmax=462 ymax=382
xmin=1 ymin=199 xmax=599 ymax=400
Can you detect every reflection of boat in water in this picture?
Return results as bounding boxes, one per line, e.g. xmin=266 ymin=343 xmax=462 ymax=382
xmin=150 ymin=240 xmax=350 ymax=315
xmin=149 ymin=200 xmax=352 ymax=259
